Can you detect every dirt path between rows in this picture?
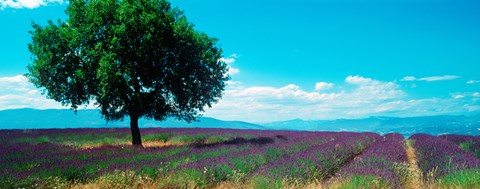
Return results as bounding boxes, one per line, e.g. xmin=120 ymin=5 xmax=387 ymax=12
xmin=405 ymin=140 xmax=424 ymax=189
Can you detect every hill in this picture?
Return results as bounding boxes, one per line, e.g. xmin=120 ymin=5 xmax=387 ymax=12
xmin=0 ymin=109 xmax=479 ymax=136
xmin=0 ymin=108 xmax=265 ymax=130
xmin=262 ymin=115 xmax=480 ymax=137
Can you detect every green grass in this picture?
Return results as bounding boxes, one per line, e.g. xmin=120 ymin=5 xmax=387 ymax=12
xmin=458 ymin=141 xmax=480 ymax=158
xmin=13 ymin=133 xmax=130 ymax=148
xmin=436 ymin=169 xmax=480 ymax=188
xmin=161 ymin=169 xmax=208 ymax=189
xmin=333 ymin=175 xmax=390 ymax=189
xmin=250 ymin=176 xmax=283 ymax=189
xmin=170 ymin=134 xmax=208 ymax=144
xmin=205 ymin=135 xmax=233 ymax=144
xmin=142 ymin=132 xmax=175 ymax=142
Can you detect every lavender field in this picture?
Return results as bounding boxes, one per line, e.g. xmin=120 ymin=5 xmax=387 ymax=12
xmin=1 ymin=128 xmax=479 ymax=189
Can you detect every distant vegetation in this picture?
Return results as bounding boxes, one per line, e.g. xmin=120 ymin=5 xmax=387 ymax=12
xmin=1 ymin=128 xmax=479 ymax=188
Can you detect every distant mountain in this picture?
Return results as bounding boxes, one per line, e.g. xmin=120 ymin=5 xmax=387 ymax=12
xmin=262 ymin=115 xmax=480 ymax=137
xmin=0 ymin=108 xmax=266 ymax=130
xmin=1 ymin=109 xmax=479 ymax=137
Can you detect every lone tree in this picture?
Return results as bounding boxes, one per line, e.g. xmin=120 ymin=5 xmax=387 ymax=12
xmin=26 ymin=0 xmax=228 ymax=146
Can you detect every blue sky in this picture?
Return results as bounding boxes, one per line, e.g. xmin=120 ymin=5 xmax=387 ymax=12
xmin=0 ymin=0 xmax=479 ymax=122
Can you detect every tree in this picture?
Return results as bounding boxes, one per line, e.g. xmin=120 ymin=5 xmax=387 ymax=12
xmin=26 ymin=0 xmax=228 ymax=146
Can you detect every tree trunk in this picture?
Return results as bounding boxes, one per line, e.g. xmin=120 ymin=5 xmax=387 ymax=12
xmin=130 ymin=114 xmax=142 ymax=146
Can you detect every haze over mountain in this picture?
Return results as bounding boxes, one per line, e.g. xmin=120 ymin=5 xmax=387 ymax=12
xmin=1 ymin=109 xmax=479 ymax=137
xmin=0 ymin=109 xmax=264 ymax=130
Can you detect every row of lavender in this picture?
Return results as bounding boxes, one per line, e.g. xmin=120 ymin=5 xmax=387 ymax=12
xmin=440 ymin=134 xmax=480 ymax=158
xmin=0 ymin=129 xmax=208 ymax=185
xmin=337 ymin=133 xmax=408 ymax=188
xmin=251 ymin=132 xmax=379 ymax=183
xmin=172 ymin=131 xmax=379 ymax=187
xmin=409 ymin=134 xmax=480 ymax=180
xmin=0 ymin=128 xmax=350 ymax=187
xmin=0 ymin=128 xmax=382 ymax=188
xmin=2 ymin=128 xmax=478 ymax=188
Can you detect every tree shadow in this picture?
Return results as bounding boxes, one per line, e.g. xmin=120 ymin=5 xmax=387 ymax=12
xmin=275 ymin=135 xmax=288 ymax=141
xmin=193 ymin=136 xmax=275 ymax=148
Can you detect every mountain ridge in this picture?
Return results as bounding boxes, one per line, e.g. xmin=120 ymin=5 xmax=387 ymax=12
xmin=0 ymin=108 xmax=479 ymax=137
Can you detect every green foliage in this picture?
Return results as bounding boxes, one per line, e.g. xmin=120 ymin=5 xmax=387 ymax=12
xmin=60 ymin=167 xmax=89 ymax=182
xmin=170 ymin=134 xmax=207 ymax=144
xmin=13 ymin=133 xmax=130 ymax=148
xmin=205 ymin=135 xmax=232 ymax=144
xmin=142 ymin=166 xmax=158 ymax=178
xmin=27 ymin=0 xmax=228 ymax=145
xmin=265 ymin=147 xmax=284 ymax=160
xmin=90 ymin=171 xmax=147 ymax=188
xmin=250 ymin=176 xmax=283 ymax=189
xmin=142 ymin=132 xmax=174 ymax=142
xmin=162 ymin=169 xmax=207 ymax=189
xmin=458 ymin=141 xmax=480 ymax=158
xmin=335 ymin=175 xmax=390 ymax=189
xmin=436 ymin=169 xmax=480 ymax=188
xmin=459 ymin=141 xmax=474 ymax=151
xmin=14 ymin=136 xmax=50 ymax=144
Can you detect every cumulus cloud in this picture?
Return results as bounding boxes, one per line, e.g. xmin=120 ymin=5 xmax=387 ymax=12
xmin=0 ymin=75 xmax=67 ymax=110
xmin=219 ymin=57 xmax=235 ymax=64
xmin=345 ymin=75 xmax=404 ymax=100
xmin=401 ymin=76 xmax=416 ymax=81
xmin=315 ymin=82 xmax=334 ymax=91
xmin=220 ymin=54 xmax=240 ymax=76
xmin=204 ymin=75 xmax=478 ymax=122
xmin=0 ymin=75 xmax=34 ymax=93
xmin=450 ymin=92 xmax=480 ymax=99
xmin=2 ymin=74 xmax=477 ymax=122
xmin=345 ymin=75 xmax=375 ymax=85
xmin=467 ymin=80 xmax=480 ymax=84
xmin=1 ymin=0 xmax=64 ymax=9
xmin=401 ymin=75 xmax=460 ymax=82
xmin=227 ymin=68 xmax=240 ymax=75
xmin=205 ymin=76 xmax=413 ymax=122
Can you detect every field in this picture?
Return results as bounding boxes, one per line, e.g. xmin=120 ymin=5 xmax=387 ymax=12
xmin=1 ymin=128 xmax=479 ymax=189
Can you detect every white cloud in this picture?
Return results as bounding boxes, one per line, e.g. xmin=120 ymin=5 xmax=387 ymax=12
xmin=219 ymin=57 xmax=235 ymax=64
xmin=315 ymin=82 xmax=334 ymax=91
xmin=345 ymin=75 xmax=375 ymax=85
xmin=1 ymin=0 xmax=64 ymax=9
xmin=205 ymin=75 xmax=478 ymax=122
xmin=227 ymin=67 xmax=240 ymax=75
xmin=418 ymin=75 xmax=459 ymax=82
xmin=0 ymin=75 xmax=32 ymax=93
xmin=205 ymin=76 xmax=412 ymax=122
xmin=220 ymin=54 xmax=240 ymax=76
xmin=0 ymin=75 xmax=88 ymax=110
xmin=401 ymin=76 xmax=417 ymax=81
xmin=450 ymin=92 xmax=480 ymax=99
xmin=226 ymin=80 xmax=242 ymax=86
xmin=463 ymin=104 xmax=480 ymax=112
xmin=467 ymin=80 xmax=480 ymax=84
xmin=2 ymin=74 xmax=477 ymax=122
xmin=401 ymin=75 xmax=460 ymax=82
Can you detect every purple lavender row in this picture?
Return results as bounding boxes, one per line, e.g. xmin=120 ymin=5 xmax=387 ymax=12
xmin=253 ymin=132 xmax=379 ymax=182
xmin=337 ymin=133 xmax=407 ymax=188
xmin=1 ymin=129 xmax=321 ymax=183
xmin=97 ymin=130 xmax=329 ymax=180
xmin=409 ymin=134 xmax=480 ymax=179
xmin=175 ymin=132 xmax=336 ymax=183
xmin=440 ymin=134 xmax=480 ymax=158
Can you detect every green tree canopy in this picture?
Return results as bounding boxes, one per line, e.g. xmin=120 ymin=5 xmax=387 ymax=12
xmin=27 ymin=0 xmax=228 ymax=146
